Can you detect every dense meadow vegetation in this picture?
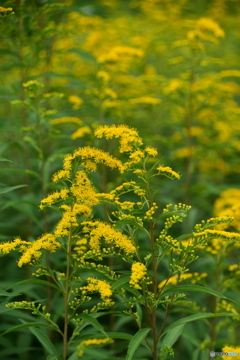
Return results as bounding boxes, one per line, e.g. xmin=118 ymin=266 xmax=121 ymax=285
xmin=1 ymin=1 xmax=240 ymax=359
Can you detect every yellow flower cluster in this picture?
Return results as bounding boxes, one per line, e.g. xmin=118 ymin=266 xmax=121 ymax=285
xmin=97 ymin=70 xmax=110 ymax=82
xmin=52 ymin=154 xmax=72 ymax=182
xmin=40 ymin=189 xmax=69 ymax=208
xmin=50 ymin=117 xmax=82 ymax=126
xmin=0 ymin=6 xmax=13 ymax=13
xmin=96 ymin=193 xmax=115 ymax=201
xmin=158 ymin=272 xmax=207 ymax=289
xmin=157 ymin=166 xmax=180 ymax=180
xmin=214 ymin=189 xmax=240 ymax=232
xmin=197 ymin=18 xmax=225 ymax=38
xmin=217 ymin=300 xmax=239 ymax=316
xmin=129 ymin=96 xmax=161 ymax=105
xmin=97 ymin=45 xmax=143 ymax=63
xmin=164 ymin=79 xmax=184 ymax=95
xmin=129 ymin=262 xmax=148 ymax=289
xmin=71 ymin=126 xmax=92 ymax=140
xmin=81 ymin=277 xmax=112 ymax=301
xmin=145 ymin=147 xmax=158 ymax=156
xmin=110 ymin=181 xmax=145 ymax=197
xmin=68 ymin=95 xmax=83 ymax=110
xmin=0 ymin=234 xmax=60 ymax=267
xmin=228 ymin=264 xmax=240 ymax=275
xmin=219 ymin=70 xmax=240 ymax=78
xmin=19 ymin=233 xmax=60 ymax=267
xmin=77 ymin=338 xmax=113 ymax=357
xmin=144 ymin=203 xmax=158 ymax=220
xmin=115 ymin=200 xmax=136 ymax=211
xmin=222 ymin=346 xmax=240 ymax=360
xmin=55 ymin=204 xmax=91 ymax=238
xmin=94 ymin=125 xmax=143 ymax=153
xmin=0 ymin=238 xmax=29 ymax=254
xmin=194 ymin=229 xmax=240 ymax=242
xmin=82 ymin=221 xmax=136 ymax=256
xmin=73 ymin=146 xmax=124 ymax=172
xmin=23 ymin=80 xmax=43 ymax=90
xmin=70 ymin=170 xmax=99 ymax=207
xmin=74 ymin=238 xmax=88 ymax=257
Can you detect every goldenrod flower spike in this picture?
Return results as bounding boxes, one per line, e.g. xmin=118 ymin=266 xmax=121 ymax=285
xmin=129 ymin=262 xmax=148 ymax=289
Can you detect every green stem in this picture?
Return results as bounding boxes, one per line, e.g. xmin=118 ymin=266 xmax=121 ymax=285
xmin=145 ymin=176 xmax=158 ymax=360
xmin=63 ymin=224 xmax=73 ymax=360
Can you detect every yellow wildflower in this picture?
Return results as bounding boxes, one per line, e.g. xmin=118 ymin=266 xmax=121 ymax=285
xmin=40 ymin=189 xmax=69 ymax=207
xmin=82 ymin=221 xmax=136 ymax=255
xmin=70 ymin=170 xmax=99 ymax=207
xmin=229 ymin=264 xmax=239 ymax=272
xmin=197 ymin=18 xmax=225 ymax=38
xmin=0 ymin=238 xmax=29 ymax=254
xmin=52 ymin=170 xmax=70 ymax=183
xmin=145 ymin=147 xmax=158 ymax=156
xmin=129 ymin=262 xmax=147 ymax=290
xmin=77 ymin=338 xmax=113 ymax=357
xmin=71 ymin=126 xmax=91 ymax=140
xmin=73 ymin=146 xmax=124 ymax=172
xmin=50 ymin=117 xmax=82 ymax=126
xmin=219 ymin=70 xmax=240 ymax=78
xmin=157 ymin=166 xmax=180 ymax=180
xmin=74 ymin=238 xmax=88 ymax=257
xmin=129 ymin=97 xmax=161 ymax=105
xmin=94 ymin=125 xmax=143 ymax=153
xmin=98 ymin=46 xmax=143 ymax=63
xmin=68 ymin=95 xmax=83 ymax=110
xmin=97 ymin=70 xmax=110 ymax=82
xmin=18 ymin=234 xmax=60 ymax=267
xmin=194 ymin=229 xmax=240 ymax=242
xmin=81 ymin=277 xmax=112 ymax=301
xmin=55 ymin=204 xmax=91 ymax=238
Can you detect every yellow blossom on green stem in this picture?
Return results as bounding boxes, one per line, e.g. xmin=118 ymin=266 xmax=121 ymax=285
xmin=82 ymin=221 xmax=136 ymax=256
xmin=129 ymin=262 xmax=148 ymax=289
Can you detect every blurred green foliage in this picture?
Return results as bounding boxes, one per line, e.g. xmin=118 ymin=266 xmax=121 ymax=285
xmin=1 ymin=0 xmax=240 ymax=359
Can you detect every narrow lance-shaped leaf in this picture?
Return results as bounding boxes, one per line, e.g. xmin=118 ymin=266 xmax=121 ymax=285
xmin=161 ymin=312 xmax=240 ymax=337
xmin=125 ymin=328 xmax=151 ymax=360
xmin=0 ymin=185 xmax=27 ymax=195
xmin=20 ymin=320 xmax=58 ymax=355
xmin=6 ymin=279 xmax=60 ymax=291
xmin=160 ymin=324 xmax=185 ymax=349
xmin=112 ymin=277 xmax=130 ymax=291
xmin=79 ymin=313 xmax=109 ymax=338
xmin=161 ymin=284 xmax=233 ymax=301
xmin=0 ymin=322 xmax=59 ymax=337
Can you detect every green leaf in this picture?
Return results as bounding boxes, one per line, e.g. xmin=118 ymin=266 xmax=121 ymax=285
xmin=0 ymin=322 xmax=58 ymax=337
xmin=0 ymin=157 xmax=12 ymax=162
xmin=68 ymin=48 xmax=96 ymax=62
xmin=125 ymin=328 xmax=151 ymax=360
xmin=6 ymin=279 xmax=60 ymax=291
xmin=0 ymin=168 xmax=39 ymax=178
xmin=0 ymin=185 xmax=27 ymax=195
xmin=175 ymin=234 xmax=193 ymax=241
xmin=20 ymin=320 xmax=58 ymax=354
xmin=161 ymin=324 xmax=185 ymax=348
xmin=122 ymin=284 xmax=142 ymax=297
xmin=161 ymin=285 xmax=232 ymax=301
xmin=79 ymin=313 xmax=109 ymax=338
xmin=76 ymin=332 xmax=133 ymax=342
xmin=0 ymin=289 xmax=21 ymax=297
xmin=161 ymin=312 xmax=240 ymax=337
xmin=112 ymin=277 xmax=130 ymax=291
xmin=46 ymin=354 xmax=63 ymax=360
